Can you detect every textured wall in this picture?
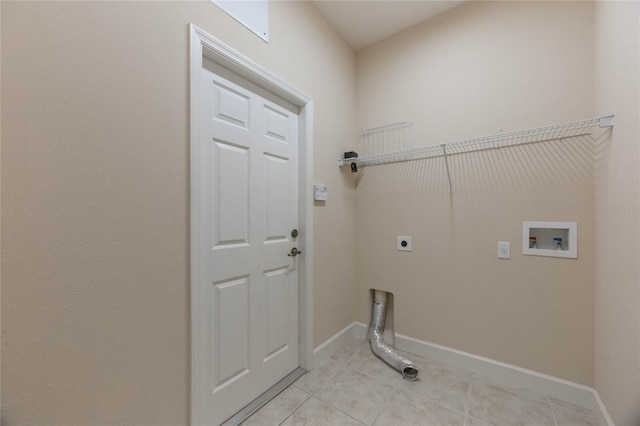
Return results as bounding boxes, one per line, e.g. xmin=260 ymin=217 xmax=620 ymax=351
xmin=355 ymin=1 xmax=596 ymax=385
xmin=594 ymin=2 xmax=640 ymax=425
xmin=1 ymin=1 xmax=357 ymax=424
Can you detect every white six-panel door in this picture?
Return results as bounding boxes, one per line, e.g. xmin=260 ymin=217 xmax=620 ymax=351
xmin=193 ymin=59 xmax=299 ymax=425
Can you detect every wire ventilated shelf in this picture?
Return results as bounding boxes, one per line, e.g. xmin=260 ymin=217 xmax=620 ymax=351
xmin=361 ymin=121 xmax=412 ymax=157
xmin=340 ymin=115 xmax=613 ymax=169
xmin=339 ymin=115 xmax=614 ymax=192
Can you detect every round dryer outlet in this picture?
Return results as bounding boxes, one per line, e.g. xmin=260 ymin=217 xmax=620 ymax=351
xmin=397 ymin=236 xmax=412 ymax=251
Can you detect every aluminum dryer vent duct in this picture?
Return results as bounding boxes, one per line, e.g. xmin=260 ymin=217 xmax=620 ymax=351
xmin=368 ymin=290 xmax=419 ymax=380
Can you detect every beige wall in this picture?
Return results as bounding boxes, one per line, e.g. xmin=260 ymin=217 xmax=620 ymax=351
xmin=594 ymin=2 xmax=640 ymax=425
xmin=355 ymin=1 xmax=596 ymax=385
xmin=1 ymin=1 xmax=357 ymax=424
xmin=4 ymin=0 xmax=639 ymax=423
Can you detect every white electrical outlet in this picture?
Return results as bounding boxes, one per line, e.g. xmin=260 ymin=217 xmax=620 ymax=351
xmin=498 ymin=242 xmax=511 ymax=259
xmin=397 ymin=236 xmax=412 ymax=251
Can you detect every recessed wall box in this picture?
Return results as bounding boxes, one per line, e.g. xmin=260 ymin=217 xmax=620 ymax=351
xmin=523 ymin=221 xmax=577 ymax=258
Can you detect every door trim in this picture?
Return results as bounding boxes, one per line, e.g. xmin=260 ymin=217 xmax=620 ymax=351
xmin=189 ymin=24 xmax=314 ymax=424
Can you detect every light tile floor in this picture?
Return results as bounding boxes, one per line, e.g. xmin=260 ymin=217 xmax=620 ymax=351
xmin=242 ymin=339 xmax=603 ymax=426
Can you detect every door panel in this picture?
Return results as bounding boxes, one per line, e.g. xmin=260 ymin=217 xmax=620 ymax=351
xmin=264 ymin=154 xmax=290 ymax=241
xmin=214 ymin=82 xmax=250 ymax=129
xmin=265 ymin=268 xmax=290 ymax=358
xmin=213 ymin=277 xmax=249 ymax=389
xmin=212 ymin=140 xmax=250 ymax=247
xmin=264 ymin=105 xmax=291 ymax=141
xmin=194 ymin=59 xmax=299 ymax=425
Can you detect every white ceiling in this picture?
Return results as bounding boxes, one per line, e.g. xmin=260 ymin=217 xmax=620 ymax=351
xmin=310 ymin=0 xmax=465 ymax=51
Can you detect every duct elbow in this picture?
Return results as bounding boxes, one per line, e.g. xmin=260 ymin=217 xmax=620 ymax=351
xmin=368 ymin=290 xmax=419 ymax=381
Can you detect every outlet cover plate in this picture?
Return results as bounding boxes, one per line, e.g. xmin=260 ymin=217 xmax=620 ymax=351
xmin=498 ymin=241 xmax=511 ymax=259
xmin=397 ymin=236 xmax=412 ymax=251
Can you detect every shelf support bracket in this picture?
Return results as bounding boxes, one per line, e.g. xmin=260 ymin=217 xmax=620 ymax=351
xmin=599 ymin=114 xmax=614 ymax=128
xmin=442 ymin=144 xmax=453 ymax=193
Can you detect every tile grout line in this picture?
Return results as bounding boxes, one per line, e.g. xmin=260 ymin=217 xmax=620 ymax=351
xmin=548 ymin=397 xmax=559 ymax=426
xmin=293 ymin=342 xmax=367 ymax=398
xmin=347 ymin=359 xmax=472 ymax=418
xmin=290 ymin=383 xmax=305 ymax=393
xmin=371 ymin=408 xmax=383 ymax=426
xmin=313 ymin=357 xmax=390 ymax=426
xmin=312 ymin=362 xmax=370 ymax=424
xmin=313 ymin=395 xmax=369 ymax=426
xmin=371 ymin=376 xmax=398 ymax=426
xmin=301 ymin=360 xmax=346 ymax=396
xmin=462 ymin=375 xmax=476 ymax=426
xmin=276 ymin=391 xmax=312 ymax=426
xmin=321 ymin=398 xmax=372 ymax=425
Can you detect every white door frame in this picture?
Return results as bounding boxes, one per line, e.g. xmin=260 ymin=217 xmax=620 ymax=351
xmin=189 ymin=24 xmax=314 ymax=422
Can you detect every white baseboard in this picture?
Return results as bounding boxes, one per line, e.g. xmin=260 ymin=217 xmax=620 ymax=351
xmin=312 ymin=322 xmax=360 ymax=367
xmin=592 ymin=389 xmax=615 ymax=426
xmin=342 ymin=322 xmax=611 ymax=425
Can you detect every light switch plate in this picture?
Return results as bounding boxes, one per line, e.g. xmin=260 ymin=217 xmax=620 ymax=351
xmin=498 ymin=241 xmax=511 ymax=259
xmin=314 ymin=185 xmax=328 ymax=201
